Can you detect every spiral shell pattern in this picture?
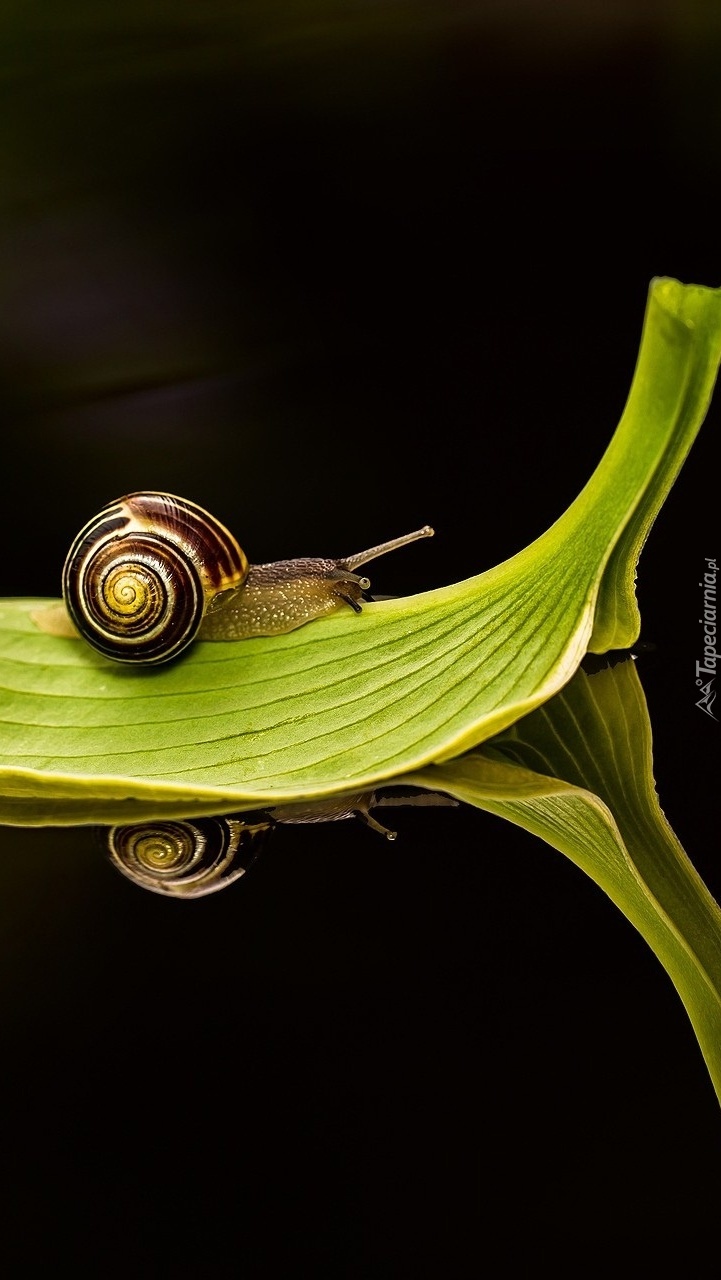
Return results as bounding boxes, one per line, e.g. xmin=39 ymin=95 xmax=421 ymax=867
xmin=63 ymin=492 xmax=248 ymax=663
xmin=105 ymin=816 xmax=268 ymax=897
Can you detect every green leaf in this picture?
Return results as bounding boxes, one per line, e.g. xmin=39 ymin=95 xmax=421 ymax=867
xmin=1 ymin=276 xmax=720 ymax=824
xmin=401 ymin=657 xmax=721 ymax=1104
xmin=589 ymin=279 xmax=721 ymax=651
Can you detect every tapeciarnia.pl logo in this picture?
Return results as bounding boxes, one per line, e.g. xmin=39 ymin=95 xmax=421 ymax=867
xmin=696 ymin=557 xmax=718 ymax=719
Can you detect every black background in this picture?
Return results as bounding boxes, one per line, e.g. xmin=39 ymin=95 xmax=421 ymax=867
xmin=1 ymin=3 xmax=720 ymax=1269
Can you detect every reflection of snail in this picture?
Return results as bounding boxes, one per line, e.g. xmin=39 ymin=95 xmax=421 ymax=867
xmin=50 ymin=491 xmax=433 ymax=664
xmin=105 ymin=791 xmax=458 ymax=898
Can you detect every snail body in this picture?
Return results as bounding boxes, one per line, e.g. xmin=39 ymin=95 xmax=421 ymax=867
xmin=52 ymin=491 xmax=433 ymax=664
xmin=202 ymin=530 xmax=433 ymax=640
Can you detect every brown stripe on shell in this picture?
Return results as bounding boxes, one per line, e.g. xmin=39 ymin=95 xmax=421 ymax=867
xmin=123 ymin=492 xmax=248 ymax=592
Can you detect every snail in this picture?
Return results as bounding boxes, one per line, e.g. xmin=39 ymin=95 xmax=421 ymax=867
xmin=37 ymin=490 xmax=433 ymax=664
xmin=104 ymin=790 xmax=458 ymax=897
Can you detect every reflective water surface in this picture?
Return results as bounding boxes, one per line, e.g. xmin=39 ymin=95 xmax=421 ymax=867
xmin=0 ymin=650 xmax=719 ymax=1261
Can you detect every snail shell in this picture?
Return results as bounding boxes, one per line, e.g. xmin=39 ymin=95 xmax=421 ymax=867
xmin=105 ymin=815 xmax=268 ymax=897
xmin=63 ymin=492 xmax=248 ymax=664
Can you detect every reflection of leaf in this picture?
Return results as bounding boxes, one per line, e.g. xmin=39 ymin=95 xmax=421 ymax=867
xmin=1 ymin=277 xmax=720 ymax=824
xmin=402 ymin=658 xmax=721 ymax=1103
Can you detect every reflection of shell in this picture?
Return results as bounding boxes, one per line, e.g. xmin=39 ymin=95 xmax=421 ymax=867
xmin=106 ymin=816 xmax=269 ymax=898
